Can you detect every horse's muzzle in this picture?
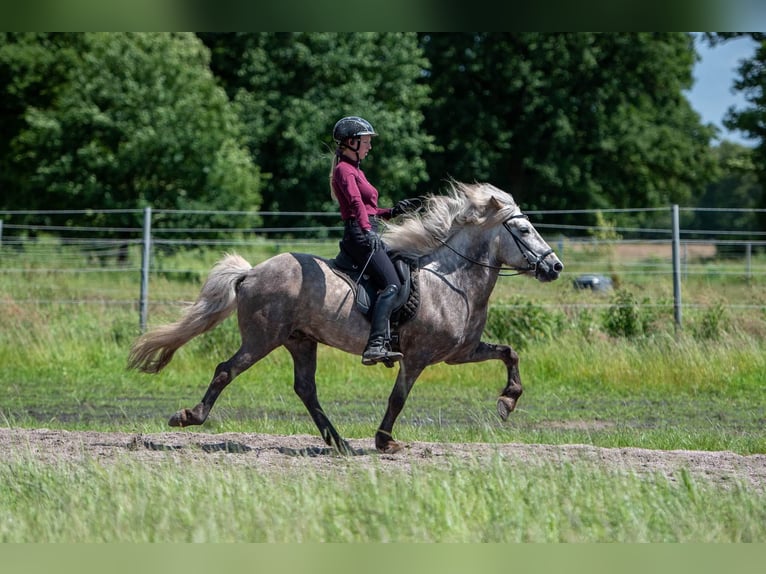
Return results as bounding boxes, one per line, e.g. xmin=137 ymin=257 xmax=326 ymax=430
xmin=535 ymin=254 xmax=563 ymax=282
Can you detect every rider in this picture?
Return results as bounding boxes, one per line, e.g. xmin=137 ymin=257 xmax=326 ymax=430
xmin=329 ymin=116 xmax=418 ymax=366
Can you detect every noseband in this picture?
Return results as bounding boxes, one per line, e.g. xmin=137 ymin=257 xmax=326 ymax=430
xmin=436 ymin=213 xmax=553 ymax=277
xmin=503 ymin=214 xmax=555 ymax=274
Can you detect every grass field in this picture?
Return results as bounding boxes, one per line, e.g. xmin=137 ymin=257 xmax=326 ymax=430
xmin=0 ymin=240 xmax=765 ymax=542
xmin=1 ymin=449 xmax=764 ymax=543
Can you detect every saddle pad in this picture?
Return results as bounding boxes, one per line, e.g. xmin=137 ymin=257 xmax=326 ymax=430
xmin=328 ymin=257 xmax=420 ymax=326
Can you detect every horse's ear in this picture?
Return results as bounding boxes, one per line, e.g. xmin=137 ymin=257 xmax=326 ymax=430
xmin=489 ymin=196 xmax=504 ymax=211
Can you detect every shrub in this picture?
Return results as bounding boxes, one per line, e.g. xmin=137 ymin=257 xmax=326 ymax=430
xmin=485 ymin=299 xmax=562 ymax=350
xmin=602 ymin=289 xmax=645 ymax=338
xmin=692 ymin=302 xmax=729 ymax=341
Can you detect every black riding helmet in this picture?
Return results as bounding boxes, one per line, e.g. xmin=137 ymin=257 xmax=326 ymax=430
xmin=333 ymin=116 xmax=377 ymax=151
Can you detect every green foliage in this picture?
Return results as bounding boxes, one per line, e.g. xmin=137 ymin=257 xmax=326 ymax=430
xmin=715 ymin=33 xmax=766 ymax=231
xmin=484 ymin=298 xmax=562 ymax=350
xmin=419 ymin=32 xmax=717 ymax=213
xmin=602 ymin=289 xmax=649 ymax=338
xmin=0 ymin=32 xmax=734 ymax=236
xmin=691 ymin=302 xmax=729 ymax=341
xmin=589 ymin=211 xmax=620 ymax=242
xmin=583 ymin=211 xmax=622 ymax=283
xmin=686 ymin=141 xmax=762 ymax=251
xmin=0 ymin=33 xmax=262 ymax=230
xmin=199 ymin=32 xmax=434 ymax=226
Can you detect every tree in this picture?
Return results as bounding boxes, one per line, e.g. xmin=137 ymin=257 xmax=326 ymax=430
xmin=0 ymin=33 xmax=83 ymax=206
xmin=0 ymin=33 xmax=734 ymax=239
xmin=688 ymin=142 xmax=761 ymax=237
xmin=0 ymin=33 xmax=262 ymax=229
xmin=198 ymin=32 xmax=434 ymax=230
xmin=715 ymin=32 xmax=766 ymax=231
xmin=419 ymin=33 xmax=717 ymax=220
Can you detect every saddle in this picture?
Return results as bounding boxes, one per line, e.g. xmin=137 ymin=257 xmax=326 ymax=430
xmin=329 ymin=248 xmax=420 ymax=350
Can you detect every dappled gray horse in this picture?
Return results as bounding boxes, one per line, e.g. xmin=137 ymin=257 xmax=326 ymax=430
xmin=128 ymin=182 xmax=563 ymax=453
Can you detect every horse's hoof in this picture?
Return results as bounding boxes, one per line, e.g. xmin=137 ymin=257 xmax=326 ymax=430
xmin=168 ymin=410 xmax=187 ymax=427
xmin=496 ymin=396 xmax=516 ymax=421
xmin=378 ymin=440 xmax=405 ymax=454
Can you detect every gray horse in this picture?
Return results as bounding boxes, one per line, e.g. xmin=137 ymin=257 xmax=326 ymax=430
xmin=128 ymin=181 xmax=563 ymax=454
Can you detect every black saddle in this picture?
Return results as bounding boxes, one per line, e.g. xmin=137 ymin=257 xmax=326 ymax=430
xmin=329 ymin=248 xmax=420 ymax=343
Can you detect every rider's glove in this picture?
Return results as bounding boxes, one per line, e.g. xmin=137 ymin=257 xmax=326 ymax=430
xmin=365 ymin=230 xmax=381 ymax=252
xmin=391 ymin=197 xmax=423 ymax=218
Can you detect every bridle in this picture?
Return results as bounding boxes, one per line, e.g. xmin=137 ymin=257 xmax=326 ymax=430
xmin=436 ymin=213 xmax=554 ymax=277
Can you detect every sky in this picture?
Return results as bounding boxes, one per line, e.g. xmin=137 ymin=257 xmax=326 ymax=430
xmin=685 ymin=34 xmax=759 ymax=147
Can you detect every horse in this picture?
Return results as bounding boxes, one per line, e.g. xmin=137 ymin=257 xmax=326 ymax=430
xmin=128 ymin=181 xmax=564 ymax=454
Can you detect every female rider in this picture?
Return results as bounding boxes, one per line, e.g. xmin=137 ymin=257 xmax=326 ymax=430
xmin=329 ymin=116 xmax=417 ymax=366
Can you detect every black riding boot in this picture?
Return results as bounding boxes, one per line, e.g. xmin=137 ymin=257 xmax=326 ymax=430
xmin=362 ymin=284 xmax=404 ymax=367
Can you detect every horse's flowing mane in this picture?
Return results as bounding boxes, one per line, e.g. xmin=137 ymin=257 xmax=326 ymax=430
xmin=383 ymin=181 xmax=519 ymax=258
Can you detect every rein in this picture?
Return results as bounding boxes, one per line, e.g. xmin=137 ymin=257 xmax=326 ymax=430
xmin=436 ymin=213 xmax=553 ymax=277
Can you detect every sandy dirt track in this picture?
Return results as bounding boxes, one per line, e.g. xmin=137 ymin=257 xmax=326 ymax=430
xmin=2 ymin=427 xmax=764 ymax=489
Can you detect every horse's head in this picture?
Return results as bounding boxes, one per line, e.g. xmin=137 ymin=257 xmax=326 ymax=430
xmin=383 ymin=181 xmax=563 ymax=282
xmin=489 ymin=195 xmax=563 ymax=282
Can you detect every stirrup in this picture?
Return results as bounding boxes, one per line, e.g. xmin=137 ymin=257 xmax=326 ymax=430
xmin=361 ymin=348 xmax=403 ymax=368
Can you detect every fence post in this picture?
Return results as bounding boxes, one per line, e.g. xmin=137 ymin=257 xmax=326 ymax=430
xmin=671 ymin=204 xmax=682 ymax=332
xmin=139 ymin=207 xmax=152 ymax=333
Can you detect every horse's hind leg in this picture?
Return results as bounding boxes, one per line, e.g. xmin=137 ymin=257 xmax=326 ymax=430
xmin=285 ymin=334 xmax=352 ymax=454
xmin=168 ymin=345 xmax=261 ymax=427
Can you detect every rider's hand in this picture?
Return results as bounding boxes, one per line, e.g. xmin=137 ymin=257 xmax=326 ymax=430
xmin=365 ymin=230 xmax=381 ymax=252
xmin=391 ymin=197 xmax=423 ymax=218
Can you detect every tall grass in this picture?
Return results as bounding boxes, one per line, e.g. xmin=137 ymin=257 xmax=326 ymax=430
xmin=1 ymin=243 xmax=765 ymax=453
xmin=1 ymin=452 xmax=763 ymax=542
xmin=2 ymin=242 xmax=765 ymax=543
xmin=1 ymin=308 xmax=764 ymax=453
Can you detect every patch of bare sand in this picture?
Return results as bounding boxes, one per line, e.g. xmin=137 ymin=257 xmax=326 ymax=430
xmin=1 ymin=427 xmax=764 ymax=489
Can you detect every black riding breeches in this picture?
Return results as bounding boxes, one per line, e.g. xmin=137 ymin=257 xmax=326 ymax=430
xmin=341 ymin=220 xmax=401 ymax=291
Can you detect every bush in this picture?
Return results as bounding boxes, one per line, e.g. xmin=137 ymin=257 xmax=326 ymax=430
xmin=692 ymin=302 xmax=729 ymax=341
xmin=602 ymin=289 xmax=646 ymax=338
xmin=573 ymin=308 xmax=600 ymax=340
xmin=485 ymin=299 xmax=562 ymax=350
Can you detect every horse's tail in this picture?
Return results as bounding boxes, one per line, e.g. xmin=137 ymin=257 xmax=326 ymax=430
xmin=128 ymin=253 xmax=252 ymax=374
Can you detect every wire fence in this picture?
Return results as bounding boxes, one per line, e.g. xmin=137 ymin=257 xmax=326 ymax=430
xmin=1 ymin=206 xmax=764 ymax=331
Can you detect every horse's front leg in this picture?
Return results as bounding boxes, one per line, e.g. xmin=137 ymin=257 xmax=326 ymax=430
xmin=375 ymin=362 xmax=426 ymax=453
xmin=446 ymin=341 xmax=522 ymax=421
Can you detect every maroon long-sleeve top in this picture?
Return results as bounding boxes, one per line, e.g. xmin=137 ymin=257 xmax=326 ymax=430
xmin=332 ymin=155 xmax=392 ymax=232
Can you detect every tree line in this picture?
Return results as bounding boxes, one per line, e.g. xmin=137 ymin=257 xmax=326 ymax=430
xmin=0 ymin=32 xmax=762 ymax=235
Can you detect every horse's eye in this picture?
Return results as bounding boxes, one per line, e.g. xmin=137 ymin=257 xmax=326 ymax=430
xmin=519 ymin=226 xmax=530 ymax=235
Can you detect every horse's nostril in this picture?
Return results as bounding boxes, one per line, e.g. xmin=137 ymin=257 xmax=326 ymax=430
xmin=554 ymin=261 xmax=564 ymax=273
